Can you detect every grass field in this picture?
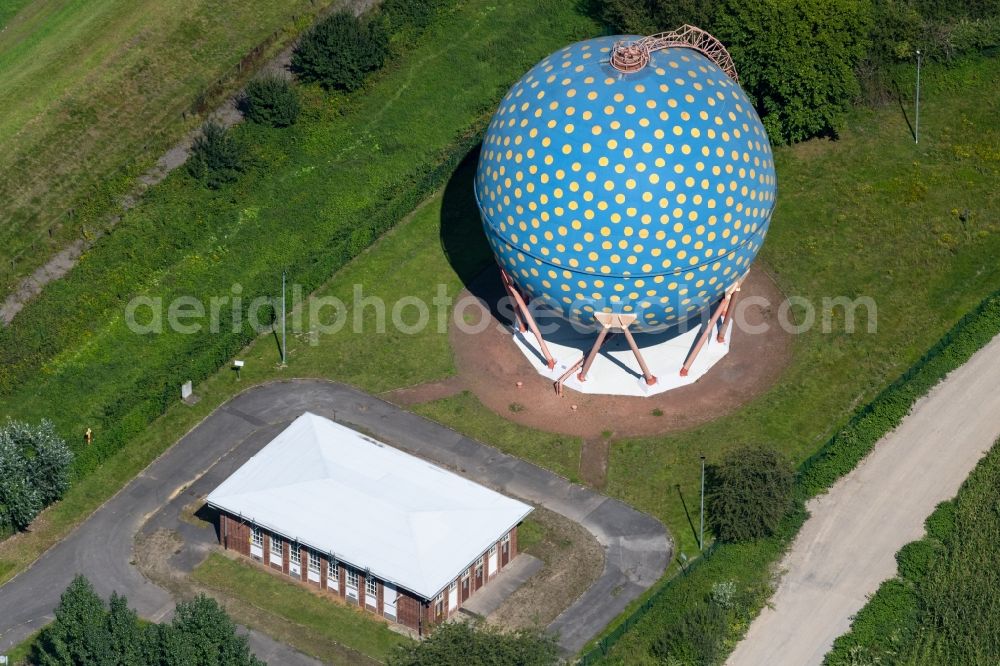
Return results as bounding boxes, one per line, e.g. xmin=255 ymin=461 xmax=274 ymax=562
xmin=0 ymin=0 xmax=599 ymax=583
xmin=193 ymin=554 xmax=412 ymax=663
xmin=0 ymin=0 xmax=997 ymax=658
xmin=826 ymin=439 xmax=1000 ymax=665
xmin=0 ymin=0 xmax=334 ymax=292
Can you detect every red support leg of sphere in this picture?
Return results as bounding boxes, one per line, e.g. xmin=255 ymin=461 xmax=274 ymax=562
xmin=717 ymin=281 xmax=741 ymax=343
xmin=681 ymin=296 xmax=729 ymax=377
xmin=499 ymin=266 xmax=556 ymax=370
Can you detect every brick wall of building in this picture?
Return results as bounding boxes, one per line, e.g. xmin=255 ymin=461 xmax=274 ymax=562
xmin=216 ymin=510 xmax=521 ymax=633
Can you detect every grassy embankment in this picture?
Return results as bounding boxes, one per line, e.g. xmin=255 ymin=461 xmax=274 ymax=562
xmin=0 ymin=0 xmax=341 ymax=292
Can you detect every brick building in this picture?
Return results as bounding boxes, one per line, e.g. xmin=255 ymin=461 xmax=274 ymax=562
xmin=206 ymin=412 xmax=532 ymax=632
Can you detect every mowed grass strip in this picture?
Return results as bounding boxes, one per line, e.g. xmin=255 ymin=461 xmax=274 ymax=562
xmin=193 ymin=554 xmax=411 ymax=663
xmin=0 ymin=0 xmax=330 ymax=290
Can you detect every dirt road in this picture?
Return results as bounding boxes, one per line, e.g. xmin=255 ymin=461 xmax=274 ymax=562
xmin=726 ymin=333 xmax=1000 ymax=666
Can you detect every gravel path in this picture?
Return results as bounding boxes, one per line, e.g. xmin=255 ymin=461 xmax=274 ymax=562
xmin=726 ymin=333 xmax=1000 ymax=666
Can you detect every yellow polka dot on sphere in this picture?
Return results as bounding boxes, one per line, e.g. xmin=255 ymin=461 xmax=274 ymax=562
xmin=475 ymin=35 xmax=777 ymax=331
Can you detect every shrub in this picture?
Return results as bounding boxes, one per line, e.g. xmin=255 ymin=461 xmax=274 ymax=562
xmin=594 ymin=0 xmax=715 ymax=34
xmin=825 ymin=578 xmax=917 ymax=664
xmin=650 ymin=599 xmax=728 ymax=664
xmin=0 ymin=419 xmax=73 ymax=534
xmin=388 ymin=621 xmax=558 ymax=666
xmin=707 ymin=446 xmax=795 ymax=543
xmin=34 ymin=576 xmax=264 ymax=666
xmin=924 ymin=499 xmax=956 ymax=542
xmin=292 ymin=11 xmax=390 ymax=91
xmin=713 ymin=0 xmax=873 ymax=143
xmin=895 ymin=538 xmax=944 ymax=581
xmin=241 ymin=75 xmax=300 ymax=127
xmin=380 ymin=0 xmax=445 ymax=35
xmin=187 ymin=121 xmax=245 ymax=189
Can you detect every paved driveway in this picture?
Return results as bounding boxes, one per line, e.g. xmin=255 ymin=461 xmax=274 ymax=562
xmin=0 ymin=380 xmax=669 ymax=659
xmin=727 ymin=333 xmax=1000 ymax=665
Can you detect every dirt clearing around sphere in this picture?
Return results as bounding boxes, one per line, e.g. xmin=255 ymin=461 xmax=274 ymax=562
xmin=449 ymin=265 xmax=793 ymax=439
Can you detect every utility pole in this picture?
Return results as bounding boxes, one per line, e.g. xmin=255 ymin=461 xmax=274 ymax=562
xmin=281 ymin=270 xmax=287 ymax=366
xmin=915 ymin=49 xmax=922 ymax=144
xmin=699 ymin=455 xmax=706 ymax=551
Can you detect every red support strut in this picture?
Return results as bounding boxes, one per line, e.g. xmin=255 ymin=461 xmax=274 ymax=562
xmin=499 ymin=266 xmax=556 ymax=370
xmin=680 ymin=294 xmax=729 ymax=377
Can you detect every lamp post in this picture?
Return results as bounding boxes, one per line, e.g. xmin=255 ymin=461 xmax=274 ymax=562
xmin=281 ymin=270 xmax=287 ymax=366
xmin=915 ymin=49 xmax=922 ymax=144
xmin=699 ymin=455 xmax=706 ymax=551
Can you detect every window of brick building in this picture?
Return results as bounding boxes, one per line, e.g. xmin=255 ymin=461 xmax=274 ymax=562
xmin=366 ymin=576 xmax=378 ymax=597
xmin=328 ymin=558 xmax=340 ymax=585
xmin=475 ymin=556 xmax=484 ymax=578
xmin=251 ymin=527 xmax=263 ymax=548
xmin=270 ymin=535 xmax=282 ymax=555
xmin=434 ymin=593 xmax=444 ymax=615
xmin=308 ymin=551 xmax=321 ymax=574
xmin=346 ymin=569 xmax=359 ymax=589
xmin=289 ymin=546 xmax=301 ymax=566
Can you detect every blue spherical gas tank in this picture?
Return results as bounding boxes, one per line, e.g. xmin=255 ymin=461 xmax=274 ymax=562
xmin=475 ymin=35 xmax=777 ymax=332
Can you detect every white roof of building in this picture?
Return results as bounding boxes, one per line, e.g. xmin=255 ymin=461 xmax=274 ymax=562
xmin=206 ymin=412 xmax=532 ymax=599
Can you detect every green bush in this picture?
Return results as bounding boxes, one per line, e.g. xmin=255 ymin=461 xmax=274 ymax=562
xmin=593 ymin=0 xmax=714 ymax=34
xmin=713 ymin=0 xmax=873 ymax=143
xmin=292 ymin=11 xmax=390 ymax=91
xmin=895 ymin=538 xmax=944 ymax=581
xmin=33 ymin=575 xmax=264 ymax=665
xmin=707 ymin=446 xmax=795 ymax=543
xmin=380 ymin=0 xmax=447 ymax=35
xmin=650 ymin=600 xmax=728 ymax=664
xmin=187 ymin=121 xmax=245 ymax=189
xmin=924 ymin=499 xmax=957 ymax=542
xmin=241 ymin=75 xmax=300 ymax=127
xmin=0 ymin=419 xmax=73 ymax=533
xmin=388 ymin=622 xmax=558 ymax=666
xmin=825 ymin=578 xmax=918 ymax=665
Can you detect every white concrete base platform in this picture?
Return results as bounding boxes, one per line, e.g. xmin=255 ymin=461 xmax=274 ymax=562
xmin=512 ymin=313 xmax=730 ymax=397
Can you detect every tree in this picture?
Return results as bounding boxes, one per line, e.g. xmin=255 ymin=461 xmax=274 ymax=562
xmin=388 ymin=621 xmax=559 ymax=666
xmin=241 ymin=75 xmax=300 ymax=127
xmin=171 ymin=595 xmax=264 ymax=666
xmin=707 ymin=446 xmax=795 ymax=542
xmin=34 ymin=575 xmax=111 ymax=666
xmin=34 ymin=579 xmax=265 ymax=666
xmin=713 ymin=0 xmax=873 ymax=143
xmin=0 ymin=419 xmax=72 ymax=533
xmin=292 ymin=11 xmax=390 ymax=91
xmin=187 ymin=121 xmax=245 ymax=189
